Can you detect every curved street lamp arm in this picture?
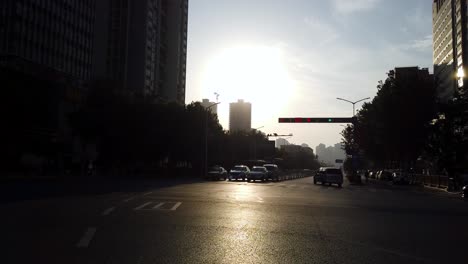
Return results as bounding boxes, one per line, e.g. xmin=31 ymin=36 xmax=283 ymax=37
xmin=354 ymin=97 xmax=371 ymax=104
xmin=336 ymin=97 xmax=354 ymax=104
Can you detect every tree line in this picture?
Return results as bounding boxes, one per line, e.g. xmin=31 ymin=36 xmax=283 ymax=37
xmin=69 ymin=82 xmax=320 ymax=177
xmin=341 ymin=69 xmax=468 ymax=178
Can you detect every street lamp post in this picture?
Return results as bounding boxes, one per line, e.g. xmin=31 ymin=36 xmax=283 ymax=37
xmin=336 ymin=97 xmax=370 ymax=184
xmin=205 ymin=102 xmax=220 ymax=177
xmin=336 ymin=97 xmax=371 ymax=116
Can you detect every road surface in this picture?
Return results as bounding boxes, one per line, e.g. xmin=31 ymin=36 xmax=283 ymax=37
xmin=1 ymin=177 xmax=467 ymax=264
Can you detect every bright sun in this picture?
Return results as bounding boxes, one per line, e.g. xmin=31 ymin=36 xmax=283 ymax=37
xmin=202 ymin=45 xmax=295 ymax=127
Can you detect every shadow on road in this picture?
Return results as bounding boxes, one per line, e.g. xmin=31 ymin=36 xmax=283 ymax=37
xmin=0 ymin=176 xmax=205 ymax=204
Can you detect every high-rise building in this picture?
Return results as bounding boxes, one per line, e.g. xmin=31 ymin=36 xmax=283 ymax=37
xmin=229 ymin=99 xmax=252 ymax=132
xmin=394 ymin=67 xmax=433 ymax=83
xmin=92 ymin=0 xmax=188 ymax=103
xmin=275 ymin=138 xmax=290 ymax=149
xmin=200 ymin=99 xmax=218 ymax=114
xmin=432 ymin=0 xmax=467 ymax=101
xmin=315 ymin=143 xmax=345 ymax=165
xmin=0 ymin=0 xmax=96 ymax=81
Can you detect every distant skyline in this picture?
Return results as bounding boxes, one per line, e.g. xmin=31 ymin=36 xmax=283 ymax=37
xmin=186 ymin=0 xmax=432 ymax=148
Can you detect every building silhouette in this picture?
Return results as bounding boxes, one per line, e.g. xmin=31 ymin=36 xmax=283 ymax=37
xmin=394 ymin=67 xmax=433 ymax=83
xmin=433 ymin=0 xmax=467 ymax=101
xmin=0 ymin=0 xmax=95 ymax=81
xmin=93 ymin=0 xmax=188 ymax=103
xmin=275 ymin=138 xmax=290 ymax=149
xmin=0 ymin=0 xmax=189 ymax=175
xmin=229 ymin=99 xmax=252 ymax=132
xmin=200 ymin=99 xmax=218 ymax=114
xmin=315 ymin=143 xmax=345 ymax=166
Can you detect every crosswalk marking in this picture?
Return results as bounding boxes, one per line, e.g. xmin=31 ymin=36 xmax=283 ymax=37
xmin=134 ymin=201 xmax=182 ymax=211
xmin=170 ymin=202 xmax=182 ymax=210
xmin=134 ymin=202 xmax=152 ymax=210
xmin=151 ymin=202 xmax=165 ymax=209
xmin=76 ymin=227 xmax=97 ymax=248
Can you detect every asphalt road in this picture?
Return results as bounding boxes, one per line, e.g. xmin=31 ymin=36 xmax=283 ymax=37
xmin=1 ymin=177 xmax=467 ymax=264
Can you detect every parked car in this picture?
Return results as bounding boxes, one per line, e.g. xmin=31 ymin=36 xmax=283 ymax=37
xmin=263 ymin=164 xmax=280 ymax=181
xmin=248 ymin=166 xmax=268 ymax=182
xmin=229 ymin=165 xmax=250 ymax=181
xmin=314 ymin=167 xmax=343 ymax=187
xmin=378 ymin=170 xmax=393 ymax=181
xmin=206 ymin=166 xmax=228 ymax=180
xmin=392 ymin=171 xmax=409 ymax=184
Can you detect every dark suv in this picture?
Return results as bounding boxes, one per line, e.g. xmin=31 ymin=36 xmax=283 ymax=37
xmin=264 ymin=164 xmax=280 ymax=181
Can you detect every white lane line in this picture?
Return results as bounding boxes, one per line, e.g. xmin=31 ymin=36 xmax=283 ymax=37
xmin=256 ymin=196 xmax=264 ymax=203
xmin=134 ymin=202 xmax=152 ymax=210
xmin=101 ymin=207 xmax=116 ymax=216
xmin=76 ymin=227 xmax=97 ymax=248
xmin=152 ymin=202 xmax=165 ymax=209
xmin=170 ymin=202 xmax=182 ymax=211
xmin=143 ymin=192 xmax=153 ymax=196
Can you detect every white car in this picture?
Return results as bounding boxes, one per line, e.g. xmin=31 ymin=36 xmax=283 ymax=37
xmin=314 ymin=167 xmax=343 ymax=187
xmin=229 ymin=165 xmax=250 ymax=181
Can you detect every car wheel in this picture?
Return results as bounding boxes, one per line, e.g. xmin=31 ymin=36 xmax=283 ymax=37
xmin=314 ymin=179 xmax=317 ymax=184
xmin=338 ymin=183 xmax=342 ymax=188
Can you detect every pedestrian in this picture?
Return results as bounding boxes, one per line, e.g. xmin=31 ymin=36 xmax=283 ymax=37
xmin=87 ymin=160 xmax=94 ymax=177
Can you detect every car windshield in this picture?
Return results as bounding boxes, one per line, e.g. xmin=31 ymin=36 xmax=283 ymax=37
xmin=326 ymin=169 xmax=342 ymax=174
xmin=252 ymin=167 xmax=265 ymax=172
xmin=233 ymin=166 xmax=246 ymax=171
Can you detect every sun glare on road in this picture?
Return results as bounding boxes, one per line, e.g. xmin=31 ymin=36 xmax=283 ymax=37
xmin=232 ymin=184 xmax=256 ymax=200
xmin=202 ymin=45 xmax=295 ymax=124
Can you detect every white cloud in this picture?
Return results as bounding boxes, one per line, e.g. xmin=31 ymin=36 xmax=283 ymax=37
xmin=331 ymin=0 xmax=381 ymax=14
xmin=303 ymin=17 xmax=340 ymax=46
xmin=400 ymin=35 xmax=433 ymax=52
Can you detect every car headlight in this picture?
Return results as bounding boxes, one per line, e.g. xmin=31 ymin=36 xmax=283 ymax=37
xmin=463 ymin=186 xmax=467 ymax=191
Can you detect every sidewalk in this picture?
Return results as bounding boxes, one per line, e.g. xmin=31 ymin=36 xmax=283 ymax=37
xmin=366 ymin=177 xmax=462 ymax=199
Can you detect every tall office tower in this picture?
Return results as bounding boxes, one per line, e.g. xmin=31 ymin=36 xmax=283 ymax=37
xmin=433 ymin=0 xmax=468 ymax=101
xmin=229 ymin=99 xmax=252 ymax=133
xmin=0 ymin=0 xmax=96 ymax=80
xmin=93 ymin=0 xmax=188 ymax=103
xmin=200 ymin=99 xmax=218 ymax=114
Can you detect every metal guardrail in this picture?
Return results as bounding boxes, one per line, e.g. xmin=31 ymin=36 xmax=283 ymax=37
xmin=412 ymin=174 xmax=448 ymax=188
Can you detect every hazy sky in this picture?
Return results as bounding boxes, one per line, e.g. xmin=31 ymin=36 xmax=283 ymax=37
xmin=185 ymin=0 xmax=432 ymax=149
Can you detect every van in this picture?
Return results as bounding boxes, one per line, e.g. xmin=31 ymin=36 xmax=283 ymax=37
xmin=314 ymin=167 xmax=344 ymax=187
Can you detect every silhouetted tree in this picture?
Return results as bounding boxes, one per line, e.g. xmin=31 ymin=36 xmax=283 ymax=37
xmin=342 ymin=70 xmax=437 ymax=170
